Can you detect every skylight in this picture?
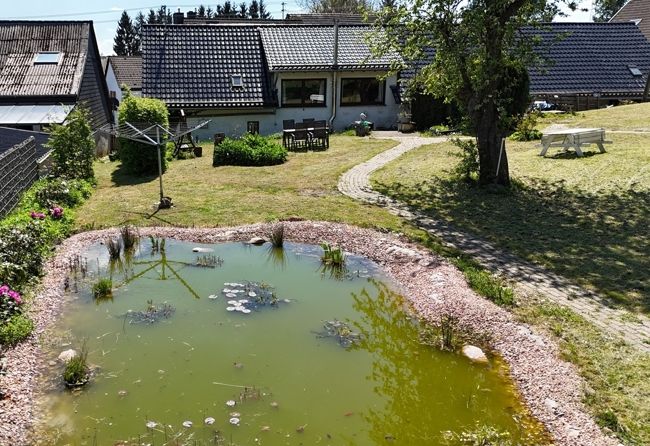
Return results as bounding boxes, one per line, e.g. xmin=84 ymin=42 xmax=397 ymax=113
xmin=231 ymin=75 xmax=243 ymax=88
xmin=34 ymin=52 xmax=61 ymax=65
xmin=629 ymin=65 xmax=643 ymax=77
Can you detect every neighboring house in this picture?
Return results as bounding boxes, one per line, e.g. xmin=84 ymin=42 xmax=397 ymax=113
xmin=103 ymin=55 xmax=143 ymax=123
xmin=523 ymin=22 xmax=650 ymax=110
xmin=0 ymin=21 xmax=113 ymax=153
xmin=610 ymin=0 xmax=650 ymax=42
xmin=142 ymin=23 xmax=401 ymax=138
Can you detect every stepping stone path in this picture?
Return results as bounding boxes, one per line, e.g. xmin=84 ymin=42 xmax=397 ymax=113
xmin=339 ymin=132 xmax=650 ymax=352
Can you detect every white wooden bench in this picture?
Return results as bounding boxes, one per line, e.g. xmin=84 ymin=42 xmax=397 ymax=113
xmin=539 ymin=128 xmax=612 ymax=157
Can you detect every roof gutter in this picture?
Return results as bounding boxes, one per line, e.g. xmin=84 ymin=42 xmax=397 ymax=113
xmin=329 ymin=20 xmax=339 ymax=129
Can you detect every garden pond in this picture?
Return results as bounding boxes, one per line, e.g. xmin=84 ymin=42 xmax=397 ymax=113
xmin=35 ymin=238 xmax=549 ymax=445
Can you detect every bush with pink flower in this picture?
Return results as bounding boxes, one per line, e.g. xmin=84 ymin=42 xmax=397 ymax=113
xmin=49 ymin=206 xmax=64 ymax=219
xmin=0 ymin=284 xmax=23 ymax=322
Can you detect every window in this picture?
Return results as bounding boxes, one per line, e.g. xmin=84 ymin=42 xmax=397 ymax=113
xmin=231 ymin=75 xmax=243 ymax=88
xmin=340 ymin=78 xmax=385 ymax=106
xmin=34 ymin=52 xmax=61 ymax=65
xmin=629 ymin=65 xmax=643 ymax=76
xmin=281 ymin=79 xmax=327 ymax=107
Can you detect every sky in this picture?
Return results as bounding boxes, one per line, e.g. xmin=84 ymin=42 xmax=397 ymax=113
xmin=7 ymin=0 xmax=594 ymax=56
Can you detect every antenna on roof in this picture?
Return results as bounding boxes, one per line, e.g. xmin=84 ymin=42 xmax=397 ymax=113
xmin=281 ymin=2 xmax=286 ymax=20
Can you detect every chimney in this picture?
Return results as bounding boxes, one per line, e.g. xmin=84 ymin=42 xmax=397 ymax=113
xmin=186 ymin=10 xmax=197 ymax=20
xmin=173 ymin=9 xmax=184 ymax=24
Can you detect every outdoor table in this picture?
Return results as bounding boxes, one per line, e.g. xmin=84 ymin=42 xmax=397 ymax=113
xmin=539 ymin=128 xmax=611 ymax=157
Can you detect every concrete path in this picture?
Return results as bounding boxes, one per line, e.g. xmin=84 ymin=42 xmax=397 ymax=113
xmin=339 ymin=133 xmax=650 ymax=352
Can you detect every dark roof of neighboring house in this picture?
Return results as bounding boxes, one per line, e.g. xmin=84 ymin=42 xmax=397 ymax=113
xmin=108 ymin=56 xmax=142 ymax=90
xmin=0 ymin=21 xmax=90 ymax=98
xmin=284 ymin=13 xmax=373 ymax=24
xmin=142 ymin=25 xmax=276 ymax=108
xmin=523 ymin=22 xmax=650 ymax=96
xmin=0 ymin=126 xmax=50 ymax=161
xmin=259 ymin=25 xmax=401 ymax=71
xmin=611 ymin=0 xmax=650 ymax=42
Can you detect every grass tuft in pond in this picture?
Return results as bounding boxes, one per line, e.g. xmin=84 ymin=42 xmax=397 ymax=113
xmin=441 ymin=313 xmax=458 ymax=351
xmin=120 ymin=225 xmax=139 ymax=251
xmin=105 ymin=238 xmax=121 ymax=260
xmin=63 ymin=342 xmax=90 ymax=388
xmin=92 ymin=278 xmax=112 ymax=301
xmin=194 ymin=254 xmax=224 ymax=268
xmin=269 ymin=223 xmax=285 ymax=248
xmin=149 ymin=236 xmax=165 ymax=254
xmin=320 ymin=242 xmax=345 ymax=267
xmin=442 ymin=423 xmax=513 ymax=445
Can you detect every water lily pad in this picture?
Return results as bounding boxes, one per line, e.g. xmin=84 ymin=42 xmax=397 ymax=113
xmin=182 ymin=420 xmax=193 ymax=428
xmin=227 ymin=300 xmax=238 ymax=305
xmin=226 ymin=307 xmax=236 ymax=312
xmin=226 ymin=293 xmax=237 ymax=298
xmin=229 ymin=417 xmax=240 ymax=426
xmin=241 ymin=308 xmax=251 ymax=314
xmin=238 ymin=299 xmax=249 ymax=304
xmin=208 ymin=295 xmax=218 ymax=300
xmin=226 ymin=400 xmax=236 ymax=407
xmin=146 ymin=421 xmax=157 ymax=429
xmin=248 ymin=292 xmax=257 ymax=297
xmin=205 ymin=417 xmax=215 ymax=425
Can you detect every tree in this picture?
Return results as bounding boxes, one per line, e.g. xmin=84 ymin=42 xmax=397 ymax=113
xmin=46 ymin=106 xmax=96 ymax=181
xmin=593 ymin=0 xmax=626 ymax=22
xmin=197 ymin=5 xmax=207 ymax=17
xmin=299 ymin=0 xmax=373 ymax=13
xmin=132 ymin=12 xmax=146 ymax=56
xmin=113 ymin=11 xmax=138 ymax=56
xmin=375 ymin=0 xmax=573 ymax=186
xmin=155 ymin=5 xmax=172 ymax=24
xmin=249 ymin=0 xmax=260 ymax=18
xmin=238 ymin=2 xmax=249 ymax=17
xmin=259 ymin=0 xmax=272 ymax=18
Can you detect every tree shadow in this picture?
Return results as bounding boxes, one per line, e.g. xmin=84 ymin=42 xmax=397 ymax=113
xmin=375 ymin=178 xmax=649 ymax=312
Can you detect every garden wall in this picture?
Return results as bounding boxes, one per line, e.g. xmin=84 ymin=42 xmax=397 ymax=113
xmin=0 ymin=137 xmax=38 ymax=217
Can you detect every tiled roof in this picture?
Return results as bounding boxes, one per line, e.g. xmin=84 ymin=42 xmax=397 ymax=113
xmin=142 ymin=25 xmax=276 ymax=108
xmin=0 ymin=21 xmax=89 ymax=97
xmin=611 ymin=0 xmax=650 ymax=42
xmin=259 ymin=25 xmax=401 ymax=71
xmin=108 ymin=56 xmax=142 ymax=90
xmin=523 ymin=22 xmax=650 ymax=96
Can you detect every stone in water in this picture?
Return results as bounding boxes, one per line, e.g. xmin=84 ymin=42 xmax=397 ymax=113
xmin=192 ymin=247 xmax=214 ymax=253
xmin=58 ymin=349 xmax=77 ymax=363
xmin=247 ymin=237 xmax=266 ymax=245
xmin=461 ymin=345 xmax=488 ymax=363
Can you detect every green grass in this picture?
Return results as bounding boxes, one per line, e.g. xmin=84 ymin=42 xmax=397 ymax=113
xmin=372 ymin=110 xmax=650 ymax=312
xmin=537 ymin=102 xmax=650 ymax=131
xmin=76 ymin=135 xmax=409 ymax=232
xmin=516 ymin=302 xmax=650 ymax=445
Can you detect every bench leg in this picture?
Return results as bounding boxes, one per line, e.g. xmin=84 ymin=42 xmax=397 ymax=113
xmin=574 ymin=144 xmax=584 ymax=157
xmin=539 ymin=143 xmax=551 ymax=156
xmin=596 ymin=142 xmax=607 ymax=153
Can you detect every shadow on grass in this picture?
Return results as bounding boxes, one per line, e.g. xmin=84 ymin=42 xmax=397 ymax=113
xmin=375 ymin=177 xmax=649 ymax=312
xmin=110 ymin=162 xmax=158 ymax=186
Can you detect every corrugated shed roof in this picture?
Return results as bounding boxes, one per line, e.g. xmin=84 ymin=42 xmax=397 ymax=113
xmin=610 ymin=0 xmax=650 ymax=42
xmin=108 ymin=56 xmax=142 ymax=90
xmin=259 ymin=25 xmax=401 ymax=71
xmin=0 ymin=21 xmax=89 ymax=97
xmin=523 ymin=22 xmax=650 ymax=95
xmin=142 ymin=25 xmax=276 ymax=108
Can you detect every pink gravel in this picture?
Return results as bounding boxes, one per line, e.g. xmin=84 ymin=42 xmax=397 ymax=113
xmin=0 ymin=221 xmax=618 ymax=445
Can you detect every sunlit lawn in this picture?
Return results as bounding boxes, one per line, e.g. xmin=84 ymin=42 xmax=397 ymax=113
xmin=373 ymin=105 xmax=650 ymax=312
xmin=76 ymin=135 xmax=411 ymax=233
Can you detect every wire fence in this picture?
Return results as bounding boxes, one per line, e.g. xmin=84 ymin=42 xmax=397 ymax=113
xmin=0 ymin=137 xmax=38 ymax=218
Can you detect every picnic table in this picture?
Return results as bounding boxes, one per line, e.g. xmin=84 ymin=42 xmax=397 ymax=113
xmin=539 ymin=128 xmax=611 ymax=157
xmin=282 ymin=119 xmax=329 ymax=150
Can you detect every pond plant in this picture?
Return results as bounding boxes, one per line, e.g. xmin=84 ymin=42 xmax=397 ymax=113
xmin=219 ymin=281 xmax=289 ymax=314
xmin=105 ymin=238 xmax=121 ymax=261
xmin=320 ymin=242 xmax=346 ymax=267
xmin=92 ymin=278 xmax=112 ymax=301
xmin=269 ymin=223 xmax=285 ymax=248
xmin=120 ymin=225 xmax=139 ymax=251
xmin=317 ymin=319 xmax=362 ymax=348
xmin=125 ymin=300 xmax=175 ymax=324
xmin=63 ymin=342 xmax=90 ymax=388
xmin=194 ymin=254 xmax=224 ymax=268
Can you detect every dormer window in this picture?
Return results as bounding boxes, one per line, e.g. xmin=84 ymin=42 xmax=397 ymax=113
xmin=34 ymin=52 xmax=61 ymax=65
xmin=231 ymin=75 xmax=243 ymax=88
xmin=629 ymin=65 xmax=643 ymax=77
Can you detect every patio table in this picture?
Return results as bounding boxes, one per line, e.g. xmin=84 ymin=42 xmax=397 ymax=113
xmin=539 ymin=128 xmax=611 ymax=157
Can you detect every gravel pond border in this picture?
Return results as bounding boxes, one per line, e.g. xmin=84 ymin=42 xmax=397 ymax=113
xmin=0 ymin=221 xmax=617 ymax=445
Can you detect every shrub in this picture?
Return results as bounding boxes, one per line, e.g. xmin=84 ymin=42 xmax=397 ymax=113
xmin=0 ymin=284 xmax=23 ymax=322
xmin=0 ymin=314 xmax=33 ymax=346
xmin=510 ymin=112 xmax=542 ymax=141
xmin=33 ymin=178 xmax=92 ymax=209
xmin=213 ymin=133 xmax=287 ymax=167
xmin=117 ymin=95 xmax=170 ymax=175
xmin=45 ymin=106 xmax=96 ymax=181
xmin=450 ymin=138 xmax=479 ymax=182
xmin=0 ymin=221 xmax=47 ymax=289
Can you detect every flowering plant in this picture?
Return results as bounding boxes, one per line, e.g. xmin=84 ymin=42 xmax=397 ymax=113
xmin=0 ymin=284 xmax=23 ymax=322
xmin=49 ymin=206 xmax=64 ymax=219
xmin=30 ymin=211 xmax=46 ymax=220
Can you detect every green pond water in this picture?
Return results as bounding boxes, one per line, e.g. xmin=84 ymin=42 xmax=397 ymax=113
xmin=36 ymin=239 xmax=547 ymax=445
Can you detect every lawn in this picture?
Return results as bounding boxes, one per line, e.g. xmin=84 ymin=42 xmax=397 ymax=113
xmin=372 ymin=104 xmax=650 ymax=312
xmin=76 ymin=135 xmax=410 ymax=232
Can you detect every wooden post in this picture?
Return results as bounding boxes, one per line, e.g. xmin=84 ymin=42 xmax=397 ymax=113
xmin=644 ymin=71 xmax=650 ymax=102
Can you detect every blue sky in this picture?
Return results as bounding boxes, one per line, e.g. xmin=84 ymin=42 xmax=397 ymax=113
xmin=8 ymin=0 xmax=593 ymax=56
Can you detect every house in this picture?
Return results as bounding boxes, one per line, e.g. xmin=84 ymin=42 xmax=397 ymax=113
xmin=0 ymin=21 xmax=113 ymax=153
xmin=103 ymin=55 xmax=142 ymax=123
xmin=610 ymin=0 xmax=650 ymax=42
xmin=523 ymin=22 xmax=650 ymax=110
xmin=142 ymin=23 xmax=401 ymax=138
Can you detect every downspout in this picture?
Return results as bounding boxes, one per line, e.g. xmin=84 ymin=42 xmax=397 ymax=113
xmin=644 ymin=69 xmax=650 ymax=102
xmin=329 ymin=20 xmax=339 ymax=129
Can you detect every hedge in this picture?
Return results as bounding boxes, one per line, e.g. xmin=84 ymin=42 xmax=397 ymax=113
xmin=213 ymin=133 xmax=287 ymax=167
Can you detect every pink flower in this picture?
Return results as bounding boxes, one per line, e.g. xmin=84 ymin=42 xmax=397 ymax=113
xmin=49 ymin=207 xmax=64 ymax=219
xmin=30 ymin=211 xmax=46 ymax=220
xmin=0 ymin=284 xmax=22 ymax=305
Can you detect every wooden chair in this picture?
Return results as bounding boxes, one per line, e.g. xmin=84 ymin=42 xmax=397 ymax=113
xmin=310 ymin=120 xmax=329 ymax=150
xmin=290 ymin=122 xmax=310 ymax=150
xmin=282 ymin=120 xmax=295 ymax=148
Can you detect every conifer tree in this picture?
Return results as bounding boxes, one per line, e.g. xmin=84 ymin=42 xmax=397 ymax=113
xmin=113 ymin=11 xmax=137 ymax=56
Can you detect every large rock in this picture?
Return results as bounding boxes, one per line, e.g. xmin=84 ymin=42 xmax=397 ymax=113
xmin=58 ymin=349 xmax=78 ymax=363
xmin=461 ymin=345 xmax=488 ymax=363
xmin=247 ymin=237 xmax=266 ymax=246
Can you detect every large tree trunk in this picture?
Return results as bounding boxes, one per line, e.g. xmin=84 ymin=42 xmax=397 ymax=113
xmin=475 ymin=103 xmax=510 ymax=186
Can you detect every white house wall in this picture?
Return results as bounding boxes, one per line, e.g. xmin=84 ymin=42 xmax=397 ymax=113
xmin=105 ymin=63 xmax=121 ymax=124
xmin=185 ymin=71 xmax=400 ymax=140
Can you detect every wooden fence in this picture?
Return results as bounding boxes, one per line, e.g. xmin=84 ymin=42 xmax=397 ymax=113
xmin=0 ymin=137 xmax=38 ymax=218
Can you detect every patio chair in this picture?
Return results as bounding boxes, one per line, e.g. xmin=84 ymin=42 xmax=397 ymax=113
xmin=309 ymin=120 xmax=329 ymax=150
xmin=290 ymin=122 xmax=310 ymax=151
xmin=282 ymin=119 xmax=295 ymax=148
